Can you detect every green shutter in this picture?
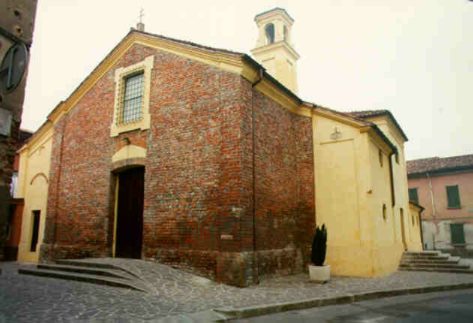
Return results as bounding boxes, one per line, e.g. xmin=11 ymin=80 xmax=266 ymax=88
xmin=408 ymin=188 xmax=419 ymax=204
xmin=450 ymin=223 xmax=465 ymax=244
xmin=446 ymin=185 xmax=461 ymax=208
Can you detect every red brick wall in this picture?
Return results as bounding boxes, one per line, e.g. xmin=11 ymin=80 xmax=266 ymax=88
xmin=40 ymin=42 xmax=315 ymax=286
xmin=252 ymin=92 xmax=315 ymax=277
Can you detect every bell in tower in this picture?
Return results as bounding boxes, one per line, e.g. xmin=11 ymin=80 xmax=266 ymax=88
xmin=251 ymin=8 xmax=299 ymax=94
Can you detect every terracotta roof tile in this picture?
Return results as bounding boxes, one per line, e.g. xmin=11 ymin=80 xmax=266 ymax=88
xmin=134 ymin=29 xmax=245 ymax=56
xmin=407 ymin=154 xmax=473 ymax=175
xmin=346 ymin=109 xmax=408 ymax=141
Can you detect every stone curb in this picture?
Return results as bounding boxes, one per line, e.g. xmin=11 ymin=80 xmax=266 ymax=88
xmin=213 ymin=282 xmax=473 ymax=320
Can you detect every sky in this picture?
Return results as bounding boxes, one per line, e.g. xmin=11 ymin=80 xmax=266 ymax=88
xmin=22 ymin=0 xmax=473 ymax=160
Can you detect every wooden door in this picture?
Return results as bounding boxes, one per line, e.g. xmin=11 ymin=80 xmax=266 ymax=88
xmin=115 ymin=167 xmax=144 ymax=258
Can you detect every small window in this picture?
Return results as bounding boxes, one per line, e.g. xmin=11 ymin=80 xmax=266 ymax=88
xmin=30 ymin=210 xmax=41 ymax=252
xmin=265 ymin=23 xmax=275 ymax=44
xmin=395 ymin=153 xmax=399 ymax=164
xmin=382 ymin=204 xmax=387 ymax=221
xmin=408 ymin=188 xmax=419 ymax=204
xmin=378 ymin=149 xmax=383 ymax=167
xmin=446 ymin=185 xmax=461 ymax=209
xmin=411 ymin=214 xmax=415 ymax=226
xmin=120 ymin=72 xmax=144 ymax=124
xmin=450 ymin=223 xmax=465 ymax=244
xmin=283 ymin=25 xmax=288 ymax=41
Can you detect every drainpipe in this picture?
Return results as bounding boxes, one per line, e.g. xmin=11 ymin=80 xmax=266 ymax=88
xmin=418 ymin=207 xmax=425 ymax=250
xmin=388 ymin=153 xmax=396 ymax=207
xmin=251 ymin=68 xmax=264 ymax=284
xmin=426 ymin=172 xmax=438 ymax=249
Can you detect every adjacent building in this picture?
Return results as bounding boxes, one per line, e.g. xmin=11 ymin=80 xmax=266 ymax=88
xmin=16 ymin=8 xmax=422 ymax=286
xmin=407 ymin=154 xmax=473 ymax=257
xmin=0 ymin=0 xmax=38 ymax=260
xmin=4 ymin=129 xmax=32 ymax=260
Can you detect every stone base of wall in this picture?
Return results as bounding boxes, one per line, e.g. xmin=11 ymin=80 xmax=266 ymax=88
xmin=39 ymin=243 xmax=309 ymax=287
xmin=39 ymin=243 xmax=110 ymax=263
xmin=150 ymin=247 xmax=308 ymax=287
xmin=256 ymin=247 xmax=309 ymax=278
xmin=147 ymin=248 xmax=219 ymax=281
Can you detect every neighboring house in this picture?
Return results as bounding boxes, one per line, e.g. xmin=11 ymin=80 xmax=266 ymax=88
xmin=0 ymin=0 xmax=38 ymax=261
xmin=4 ymin=129 xmax=32 ymax=260
xmin=407 ymin=154 xmax=473 ymax=257
xmin=16 ymin=8 xmax=422 ymax=286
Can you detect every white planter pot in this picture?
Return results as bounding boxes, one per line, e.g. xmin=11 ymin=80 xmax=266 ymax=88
xmin=308 ymin=264 xmax=330 ymax=283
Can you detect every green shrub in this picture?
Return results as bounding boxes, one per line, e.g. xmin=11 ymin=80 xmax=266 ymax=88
xmin=311 ymin=224 xmax=327 ymax=266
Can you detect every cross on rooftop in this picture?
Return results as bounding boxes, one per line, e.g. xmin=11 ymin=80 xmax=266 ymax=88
xmin=139 ymin=8 xmax=144 ymax=24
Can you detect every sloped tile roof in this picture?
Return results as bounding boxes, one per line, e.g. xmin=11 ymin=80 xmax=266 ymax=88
xmin=135 ymin=29 xmax=245 ymax=56
xmin=346 ymin=109 xmax=408 ymax=141
xmin=407 ymin=154 xmax=473 ymax=175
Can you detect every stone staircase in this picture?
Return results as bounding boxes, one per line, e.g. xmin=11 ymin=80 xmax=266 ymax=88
xmin=18 ymin=259 xmax=150 ymax=292
xmin=400 ymin=251 xmax=473 ymax=274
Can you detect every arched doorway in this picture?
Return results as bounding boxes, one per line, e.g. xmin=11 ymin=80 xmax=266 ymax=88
xmin=114 ymin=167 xmax=144 ymax=258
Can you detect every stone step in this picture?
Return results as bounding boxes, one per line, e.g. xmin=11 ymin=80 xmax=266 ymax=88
xmin=403 ymin=251 xmax=441 ymax=256
xmin=18 ymin=268 xmax=147 ymax=292
xmin=55 ymin=259 xmax=139 ymax=278
xmin=400 ymin=259 xmax=460 ymax=265
xmin=37 ymin=263 xmax=131 ymax=280
xmin=402 ymin=255 xmax=450 ymax=261
xmin=399 ymin=263 xmax=471 ymax=270
xmin=399 ymin=267 xmax=473 ymax=274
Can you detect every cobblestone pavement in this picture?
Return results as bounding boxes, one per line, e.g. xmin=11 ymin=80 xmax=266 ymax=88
xmin=2 ymin=259 xmax=473 ymax=322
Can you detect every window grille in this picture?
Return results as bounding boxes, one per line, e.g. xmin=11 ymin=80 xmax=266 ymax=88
xmin=120 ymin=72 xmax=144 ymax=124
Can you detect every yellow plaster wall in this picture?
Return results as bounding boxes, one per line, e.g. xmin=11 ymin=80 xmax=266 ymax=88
xmin=252 ymin=44 xmax=298 ymax=93
xmin=367 ymin=116 xmax=423 ymax=251
xmin=313 ymin=115 xmax=374 ymax=276
xmin=17 ymin=128 xmax=53 ymax=263
xmin=368 ymin=139 xmax=405 ymax=274
xmin=313 ymin=113 xmax=407 ymax=277
xmin=408 ymin=204 xmax=423 ymax=251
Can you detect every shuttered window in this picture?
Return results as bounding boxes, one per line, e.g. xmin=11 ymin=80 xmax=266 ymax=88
xmin=450 ymin=223 xmax=465 ymax=244
xmin=446 ymin=185 xmax=461 ymax=208
xmin=408 ymin=188 xmax=419 ymax=204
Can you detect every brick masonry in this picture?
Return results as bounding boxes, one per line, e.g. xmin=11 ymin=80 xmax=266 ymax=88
xmin=39 ymin=43 xmax=315 ymax=286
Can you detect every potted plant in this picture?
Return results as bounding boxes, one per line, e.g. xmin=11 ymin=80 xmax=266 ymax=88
xmin=308 ymin=224 xmax=330 ymax=282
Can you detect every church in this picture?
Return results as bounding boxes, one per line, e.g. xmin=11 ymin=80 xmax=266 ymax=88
xmin=15 ymin=8 xmax=422 ymax=286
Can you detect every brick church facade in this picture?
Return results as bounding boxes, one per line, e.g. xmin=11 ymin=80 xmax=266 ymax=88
xmin=15 ymin=9 xmax=422 ymax=286
xmin=36 ymin=31 xmax=315 ymax=287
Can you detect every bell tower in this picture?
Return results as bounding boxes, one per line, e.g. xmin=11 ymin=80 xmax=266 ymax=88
xmin=251 ymin=8 xmax=299 ymax=93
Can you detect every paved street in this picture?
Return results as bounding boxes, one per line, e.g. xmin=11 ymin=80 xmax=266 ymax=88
xmin=1 ymin=259 xmax=473 ymax=322
xmin=233 ymin=289 xmax=473 ymax=322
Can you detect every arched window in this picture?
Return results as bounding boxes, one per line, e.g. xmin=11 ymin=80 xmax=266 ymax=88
xmin=265 ymin=23 xmax=275 ymax=44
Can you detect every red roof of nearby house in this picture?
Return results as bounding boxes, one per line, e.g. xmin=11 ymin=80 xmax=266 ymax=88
xmin=407 ymin=154 xmax=473 ymax=175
